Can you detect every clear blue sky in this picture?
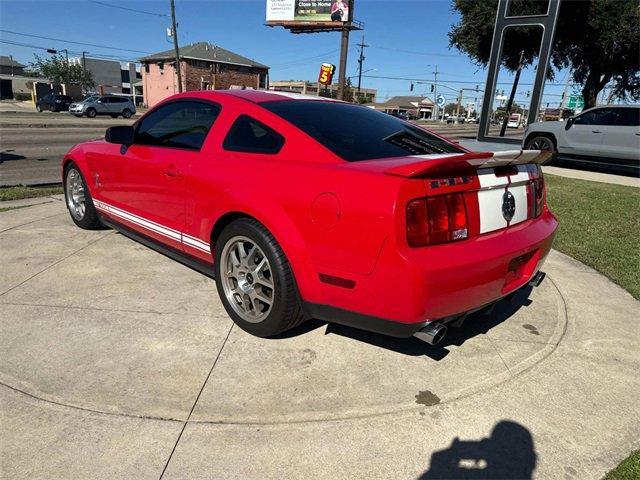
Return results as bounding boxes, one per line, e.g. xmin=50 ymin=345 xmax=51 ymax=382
xmin=0 ymin=0 xmax=571 ymax=105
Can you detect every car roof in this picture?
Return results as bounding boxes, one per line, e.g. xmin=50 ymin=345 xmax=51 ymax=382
xmin=168 ymin=89 xmax=343 ymax=105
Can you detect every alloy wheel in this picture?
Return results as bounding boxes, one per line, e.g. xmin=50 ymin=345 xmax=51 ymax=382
xmin=220 ymin=236 xmax=274 ymax=323
xmin=529 ymin=137 xmax=553 ymax=151
xmin=65 ymin=168 xmax=86 ymax=221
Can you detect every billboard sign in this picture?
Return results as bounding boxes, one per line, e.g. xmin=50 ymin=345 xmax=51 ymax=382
xmin=267 ymin=0 xmax=351 ymax=23
xmin=318 ymin=63 xmax=336 ymax=85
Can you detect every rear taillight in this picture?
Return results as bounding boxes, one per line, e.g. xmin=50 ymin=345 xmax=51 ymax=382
xmin=532 ymin=175 xmax=545 ymax=217
xmin=406 ymin=193 xmax=468 ymax=247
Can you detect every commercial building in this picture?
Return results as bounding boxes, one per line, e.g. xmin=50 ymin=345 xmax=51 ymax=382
xmin=139 ymin=42 xmax=269 ymax=108
xmin=270 ymin=80 xmax=377 ymax=103
xmin=68 ymin=57 xmax=143 ymax=103
xmin=365 ymin=96 xmax=434 ymax=120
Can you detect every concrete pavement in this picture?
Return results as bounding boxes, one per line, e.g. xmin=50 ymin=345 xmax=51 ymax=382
xmin=1 ymin=199 xmax=638 ymax=479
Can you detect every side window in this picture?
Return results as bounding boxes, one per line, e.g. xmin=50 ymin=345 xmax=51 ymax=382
xmin=573 ymin=109 xmax=604 ymax=125
xmin=614 ymin=108 xmax=640 ymax=127
xmin=135 ymin=100 xmax=221 ymax=150
xmin=99 ymin=97 xmax=110 ymax=104
xmin=223 ymin=115 xmax=285 ymax=154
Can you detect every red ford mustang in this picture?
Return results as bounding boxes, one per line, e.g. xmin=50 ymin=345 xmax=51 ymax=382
xmin=62 ymin=90 xmax=557 ymax=345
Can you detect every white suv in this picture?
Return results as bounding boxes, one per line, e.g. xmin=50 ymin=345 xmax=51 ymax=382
xmin=523 ymin=105 xmax=639 ymax=170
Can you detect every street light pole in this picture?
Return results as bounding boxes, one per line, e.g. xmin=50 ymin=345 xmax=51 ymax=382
xmin=170 ymin=0 xmax=183 ymax=93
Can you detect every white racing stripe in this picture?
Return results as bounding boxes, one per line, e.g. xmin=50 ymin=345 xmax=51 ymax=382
xmin=476 ymin=167 xmax=531 ymax=234
xmin=94 ymin=199 xmax=211 ymax=255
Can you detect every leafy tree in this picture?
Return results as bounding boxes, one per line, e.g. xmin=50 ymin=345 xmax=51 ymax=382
xmin=449 ymin=0 xmax=640 ymax=108
xmin=444 ymin=102 xmax=458 ymax=115
xmin=31 ymin=54 xmax=95 ymax=90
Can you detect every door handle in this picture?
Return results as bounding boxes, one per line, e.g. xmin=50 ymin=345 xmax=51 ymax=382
xmin=164 ymin=165 xmax=183 ymax=178
xmin=592 ymin=130 xmax=601 ymax=133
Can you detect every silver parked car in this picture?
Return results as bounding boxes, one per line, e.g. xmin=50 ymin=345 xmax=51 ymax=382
xmin=69 ymin=95 xmax=136 ymax=119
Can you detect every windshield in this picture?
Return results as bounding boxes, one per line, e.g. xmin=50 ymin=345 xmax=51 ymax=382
xmin=261 ymin=100 xmax=464 ymax=162
xmin=82 ymin=96 xmax=96 ymax=103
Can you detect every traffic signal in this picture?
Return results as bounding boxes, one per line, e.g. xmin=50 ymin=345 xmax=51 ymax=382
xmin=410 ymin=83 xmax=414 ymax=92
xmin=430 ymin=84 xmax=434 ymax=93
xmin=475 ymin=84 xmax=479 ymax=92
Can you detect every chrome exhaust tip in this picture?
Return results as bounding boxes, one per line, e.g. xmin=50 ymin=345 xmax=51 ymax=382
xmin=414 ymin=322 xmax=447 ymax=345
xmin=529 ymin=271 xmax=546 ymax=287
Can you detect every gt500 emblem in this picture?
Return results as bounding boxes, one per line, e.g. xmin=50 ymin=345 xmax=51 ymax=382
xmin=502 ymin=190 xmax=516 ymax=222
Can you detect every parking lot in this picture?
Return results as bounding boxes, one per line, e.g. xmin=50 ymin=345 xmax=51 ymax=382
xmin=1 ymin=197 xmax=638 ymax=479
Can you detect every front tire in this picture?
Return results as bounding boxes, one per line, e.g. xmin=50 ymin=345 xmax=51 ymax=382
xmin=64 ymin=163 xmax=101 ymax=229
xmin=86 ymin=108 xmax=97 ymax=118
xmin=214 ymin=219 xmax=306 ymax=337
xmin=122 ymin=108 xmax=132 ymax=119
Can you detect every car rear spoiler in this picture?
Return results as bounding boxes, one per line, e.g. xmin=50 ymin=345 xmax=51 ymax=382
xmin=384 ymin=150 xmax=552 ymax=178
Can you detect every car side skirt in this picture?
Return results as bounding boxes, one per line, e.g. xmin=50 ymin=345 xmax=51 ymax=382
xmin=99 ymin=216 xmax=215 ymax=279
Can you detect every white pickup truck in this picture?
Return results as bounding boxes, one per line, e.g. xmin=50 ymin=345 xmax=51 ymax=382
xmin=522 ymin=105 xmax=639 ymax=172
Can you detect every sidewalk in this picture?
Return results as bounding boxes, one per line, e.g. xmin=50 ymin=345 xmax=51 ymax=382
xmin=543 ymin=165 xmax=640 ymax=188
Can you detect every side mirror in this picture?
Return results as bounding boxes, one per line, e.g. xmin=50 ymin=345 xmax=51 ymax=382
xmin=105 ymin=126 xmax=134 ymax=145
xmin=565 ymin=117 xmax=574 ymax=130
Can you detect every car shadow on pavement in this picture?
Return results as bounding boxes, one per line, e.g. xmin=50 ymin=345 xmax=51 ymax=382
xmin=418 ymin=420 xmax=536 ymax=479
xmin=318 ymin=285 xmax=535 ymax=361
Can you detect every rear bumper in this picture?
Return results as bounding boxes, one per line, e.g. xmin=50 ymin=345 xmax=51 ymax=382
xmin=305 ymin=271 xmax=547 ymax=338
xmin=312 ymin=208 xmax=558 ymax=328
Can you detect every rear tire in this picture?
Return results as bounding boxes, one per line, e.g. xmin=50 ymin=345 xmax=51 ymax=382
xmin=122 ymin=109 xmax=132 ymax=119
xmin=64 ymin=162 xmax=102 ymax=229
xmin=86 ymin=108 xmax=97 ymax=118
xmin=214 ymin=219 xmax=306 ymax=337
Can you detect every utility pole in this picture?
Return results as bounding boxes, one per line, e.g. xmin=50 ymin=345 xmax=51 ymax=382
xmin=432 ymin=65 xmax=440 ymax=121
xmin=356 ymin=36 xmax=368 ymax=99
xmin=499 ymin=50 xmax=524 ymax=137
xmin=337 ymin=26 xmax=350 ymax=101
xmin=455 ymin=89 xmax=463 ymax=121
xmin=170 ymin=0 xmax=183 ymax=93
xmin=81 ymin=51 xmax=88 ymax=93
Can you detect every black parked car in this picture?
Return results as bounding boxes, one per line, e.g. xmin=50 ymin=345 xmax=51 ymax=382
xmin=36 ymin=94 xmax=73 ymax=112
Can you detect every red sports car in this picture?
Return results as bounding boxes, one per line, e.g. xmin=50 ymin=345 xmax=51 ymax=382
xmin=62 ymin=90 xmax=557 ymax=345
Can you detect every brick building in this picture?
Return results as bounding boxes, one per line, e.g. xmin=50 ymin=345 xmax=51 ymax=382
xmin=139 ymin=42 xmax=269 ymax=107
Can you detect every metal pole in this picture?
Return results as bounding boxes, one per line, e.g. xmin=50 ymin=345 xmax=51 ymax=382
xmin=170 ymin=0 xmax=183 ymax=93
xmin=356 ymin=36 xmax=368 ymax=97
xmin=455 ymin=89 xmax=462 ymax=121
xmin=81 ymin=51 xmax=87 ymax=93
xmin=432 ymin=65 xmax=440 ymax=121
xmin=499 ymin=50 xmax=524 ymax=137
xmin=337 ymin=26 xmax=350 ymax=101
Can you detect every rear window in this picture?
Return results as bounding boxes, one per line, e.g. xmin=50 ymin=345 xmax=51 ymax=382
xmin=261 ymin=100 xmax=464 ymax=162
xmin=223 ymin=115 xmax=284 ymax=154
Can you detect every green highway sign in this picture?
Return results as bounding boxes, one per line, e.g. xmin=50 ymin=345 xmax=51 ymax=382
xmin=567 ymin=94 xmax=584 ymax=110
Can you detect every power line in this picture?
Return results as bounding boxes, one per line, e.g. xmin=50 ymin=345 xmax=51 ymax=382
xmin=270 ymin=49 xmax=342 ymax=70
xmin=87 ymin=0 xmax=169 ymax=17
xmin=0 ymin=29 xmax=150 ymax=54
xmin=362 ymin=74 xmax=577 ymax=87
xmin=0 ymin=39 xmax=138 ymax=63
xmin=368 ymin=45 xmax=461 ymax=58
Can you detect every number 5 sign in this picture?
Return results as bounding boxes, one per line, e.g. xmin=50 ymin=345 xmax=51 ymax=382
xmin=318 ymin=63 xmax=336 ymax=86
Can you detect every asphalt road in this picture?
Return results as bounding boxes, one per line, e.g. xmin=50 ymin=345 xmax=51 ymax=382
xmin=0 ymin=111 xmax=523 ymax=186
